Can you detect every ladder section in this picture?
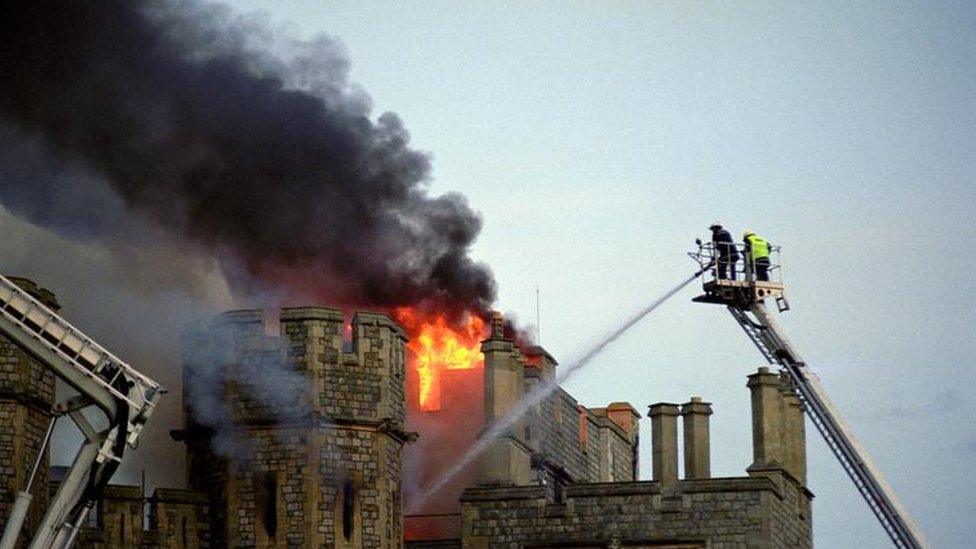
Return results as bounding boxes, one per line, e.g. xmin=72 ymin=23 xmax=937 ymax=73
xmin=733 ymin=303 xmax=930 ymax=549
xmin=727 ymin=306 xmax=775 ymax=363
xmin=0 ymin=274 xmax=162 ymax=447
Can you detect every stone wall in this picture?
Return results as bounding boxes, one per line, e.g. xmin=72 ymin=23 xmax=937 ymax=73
xmin=519 ymin=350 xmax=638 ymax=488
xmin=589 ymin=403 xmax=641 ymax=483
xmin=180 ymin=433 xmax=228 ymax=547
xmin=74 ymin=485 xmax=144 ymax=548
xmin=148 ymin=488 xmax=211 ymax=548
xmin=525 ymin=385 xmax=590 ymax=482
xmin=459 ymin=472 xmax=812 ymax=548
xmin=180 ymin=306 xmax=410 ymax=548
xmin=66 ymin=485 xmax=210 ymax=549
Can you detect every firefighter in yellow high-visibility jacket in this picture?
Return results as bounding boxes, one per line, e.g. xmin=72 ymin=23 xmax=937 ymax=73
xmin=743 ymin=230 xmax=771 ymax=281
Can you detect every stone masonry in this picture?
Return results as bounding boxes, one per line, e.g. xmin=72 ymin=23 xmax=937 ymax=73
xmin=460 ymin=474 xmax=811 ymax=548
xmin=458 ymin=366 xmax=813 ymax=548
xmin=177 ymin=307 xmax=411 ymax=548
xmin=479 ymin=315 xmax=640 ymax=492
xmin=65 ymin=482 xmax=210 ymax=548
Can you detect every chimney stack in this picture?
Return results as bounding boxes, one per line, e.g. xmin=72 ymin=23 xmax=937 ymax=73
xmin=479 ymin=311 xmax=530 ymax=485
xmin=649 ymin=403 xmax=680 ymax=486
xmin=747 ymin=367 xmax=786 ymax=471
xmin=681 ymin=396 xmax=712 ymax=479
xmin=779 ymin=374 xmax=807 ymax=484
xmin=605 ymin=402 xmax=640 ymax=439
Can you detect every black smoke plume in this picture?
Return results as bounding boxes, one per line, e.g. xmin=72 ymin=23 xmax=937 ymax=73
xmin=0 ymin=0 xmax=496 ymax=316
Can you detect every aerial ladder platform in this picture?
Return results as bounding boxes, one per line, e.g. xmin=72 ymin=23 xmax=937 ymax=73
xmin=690 ymin=240 xmax=930 ymax=549
xmin=0 ymin=274 xmax=163 ymax=549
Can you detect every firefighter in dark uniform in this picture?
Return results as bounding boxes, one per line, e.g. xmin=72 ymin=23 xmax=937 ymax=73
xmin=743 ymin=230 xmax=771 ymax=281
xmin=709 ymin=223 xmax=739 ymax=280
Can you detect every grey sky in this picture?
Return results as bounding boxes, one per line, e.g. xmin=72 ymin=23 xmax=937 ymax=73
xmin=229 ymin=2 xmax=973 ymax=546
xmin=2 ymin=1 xmax=972 ymax=546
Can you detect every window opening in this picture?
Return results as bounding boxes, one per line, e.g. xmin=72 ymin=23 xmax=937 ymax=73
xmin=256 ymin=472 xmax=278 ymax=540
xmin=342 ymin=481 xmax=355 ymax=540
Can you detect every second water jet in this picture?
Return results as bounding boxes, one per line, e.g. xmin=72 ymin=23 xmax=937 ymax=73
xmin=409 ymin=266 xmax=708 ymax=512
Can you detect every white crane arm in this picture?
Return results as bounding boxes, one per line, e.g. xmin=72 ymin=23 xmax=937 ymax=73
xmin=0 ymin=274 xmax=164 ymax=549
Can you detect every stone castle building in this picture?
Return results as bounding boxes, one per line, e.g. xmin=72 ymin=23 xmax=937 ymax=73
xmin=0 ymin=288 xmax=813 ymax=548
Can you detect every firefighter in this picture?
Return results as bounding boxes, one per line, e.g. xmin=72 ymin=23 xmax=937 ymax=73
xmin=709 ymin=223 xmax=739 ymax=280
xmin=743 ymin=230 xmax=771 ymax=281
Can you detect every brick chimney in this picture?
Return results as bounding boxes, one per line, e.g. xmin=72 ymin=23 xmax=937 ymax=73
xmin=681 ymin=396 xmax=712 ymax=480
xmin=605 ymin=402 xmax=640 ymax=437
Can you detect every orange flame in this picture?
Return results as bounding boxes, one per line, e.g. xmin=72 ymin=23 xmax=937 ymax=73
xmin=394 ymin=308 xmax=485 ymax=411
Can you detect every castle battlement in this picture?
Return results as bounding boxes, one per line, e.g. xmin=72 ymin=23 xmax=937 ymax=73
xmin=185 ymin=307 xmax=408 ymax=428
xmin=178 ymin=306 xmax=411 ymax=547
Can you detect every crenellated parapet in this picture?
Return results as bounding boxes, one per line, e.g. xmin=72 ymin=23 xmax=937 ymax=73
xmin=350 ymin=311 xmax=408 ymax=424
xmin=184 ymin=306 xmax=408 ymax=428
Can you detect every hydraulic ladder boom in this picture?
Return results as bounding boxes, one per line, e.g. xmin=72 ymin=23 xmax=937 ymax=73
xmin=0 ymin=274 xmax=163 ymax=549
xmin=690 ymin=240 xmax=929 ymax=549
xmin=731 ymin=303 xmax=929 ymax=549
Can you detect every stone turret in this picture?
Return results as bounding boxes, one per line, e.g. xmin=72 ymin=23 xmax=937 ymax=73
xmin=178 ymin=306 xmax=410 ymax=548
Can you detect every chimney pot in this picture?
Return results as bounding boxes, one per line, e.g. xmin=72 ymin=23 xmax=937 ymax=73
xmin=490 ymin=311 xmax=505 ymax=339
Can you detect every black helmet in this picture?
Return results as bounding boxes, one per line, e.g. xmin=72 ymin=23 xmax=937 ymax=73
xmin=709 ymin=222 xmax=722 ymax=231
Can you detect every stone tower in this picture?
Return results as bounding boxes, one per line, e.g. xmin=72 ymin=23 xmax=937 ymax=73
xmin=0 ymin=278 xmax=58 ymax=547
xmin=178 ymin=306 xmax=411 ymax=548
